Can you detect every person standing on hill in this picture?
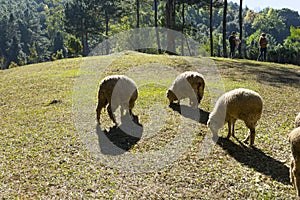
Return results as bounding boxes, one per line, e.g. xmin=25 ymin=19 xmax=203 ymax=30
xmin=257 ymin=33 xmax=268 ymax=62
xmin=228 ymin=31 xmax=236 ymax=59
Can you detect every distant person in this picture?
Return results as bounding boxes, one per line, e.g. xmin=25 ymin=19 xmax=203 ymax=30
xmin=228 ymin=31 xmax=237 ymax=58
xmin=257 ymin=33 xmax=268 ymax=62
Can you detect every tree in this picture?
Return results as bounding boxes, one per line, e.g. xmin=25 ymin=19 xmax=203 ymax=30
xmin=277 ymin=8 xmax=300 ymax=43
xmin=44 ymin=0 xmax=65 ymax=44
xmin=154 ymin=0 xmax=162 ymax=54
xmin=136 ymin=0 xmax=140 ymax=28
xmin=64 ymin=0 xmax=103 ymax=56
xmin=210 ymin=0 xmax=213 ymax=56
xmin=238 ymin=0 xmax=243 ymax=56
xmin=66 ymin=34 xmax=83 ymax=57
xmin=285 ymin=26 xmax=300 ymax=47
xmin=166 ymin=0 xmax=176 ymax=53
xmin=252 ymin=8 xmax=285 ymax=43
xmin=0 ymin=15 xmax=10 ymax=69
xmin=53 ymin=31 xmax=67 ymax=57
xmin=222 ymin=0 xmax=227 ymax=57
xmin=94 ymin=0 xmax=123 ymax=54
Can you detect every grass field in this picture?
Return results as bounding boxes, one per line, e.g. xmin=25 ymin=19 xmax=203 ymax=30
xmin=0 ymin=51 xmax=299 ymax=199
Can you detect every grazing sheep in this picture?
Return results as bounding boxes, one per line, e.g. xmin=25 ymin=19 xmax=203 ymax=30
xmin=295 ymin=113 xmax=300 ymax=128
xmin=166 ymin=71 xmax=205 ymax=108
xmin=207 ymin=88 xmax=263 ymax=146
xmin=96 ymin=75 xmax=138 ymax=125
xmin=289 ymin=127 xmax=300 ymax=196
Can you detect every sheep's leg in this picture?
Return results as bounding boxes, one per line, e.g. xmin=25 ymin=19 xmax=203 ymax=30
xmin=96 ymin=97 xmax=108 ymax=124
xmin=291 ymin=159 xmax=296 ymax=187
xmin=226 ymin=121 xmax=232 ymax=139
xmin=96 ymin=103 xmax=106 ymax=124
xmin=129 ymin=99 xmax=136 ymax=116
xmin=249 ymin=128 xmax=256 ymax=146
xmin=231 ymin=119 xmax=236 ymax=138
xmin=243 ymin=127 xmax=255 ymax=146
xmin=107 ymin=105 xmax=117 ymax=125
xmin=294 ymin=169 xmax=300 ymax=197
xmin=196 ymin=85 xmax=203 ymax=104
xmin=96 ymin=106 xmax=102 ymax=123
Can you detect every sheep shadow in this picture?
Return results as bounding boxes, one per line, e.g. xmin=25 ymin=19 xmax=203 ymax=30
xmin=169 ymin=103 xmax=210 ymax=125
xmin=217 ymin=137 xmax=290 ymax=185
xmin=96 ymin=114 xmax=143 ymax=156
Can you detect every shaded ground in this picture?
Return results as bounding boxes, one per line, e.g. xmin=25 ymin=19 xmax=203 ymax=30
xmin=217 ymin=137 xmax=290 ymax=185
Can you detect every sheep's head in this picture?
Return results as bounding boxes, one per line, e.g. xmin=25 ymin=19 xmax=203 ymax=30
xmin=166 ymin=89 xmax=177 ymax=103
xmin=207 ymin=117 xmax=221 ymax=136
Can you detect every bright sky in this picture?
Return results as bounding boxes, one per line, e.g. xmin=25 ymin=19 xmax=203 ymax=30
xmin=229 ymin=0 xmax=300 ymax=14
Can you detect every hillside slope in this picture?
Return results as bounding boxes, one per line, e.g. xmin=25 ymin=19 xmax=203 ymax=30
xmin=0 ymin=52 xmax=299 ymax=198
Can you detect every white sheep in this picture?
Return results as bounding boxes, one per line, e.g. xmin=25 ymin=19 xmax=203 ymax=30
xmin=289 ymin=127 xmax=300 ymax=196
xmin=96 ymin=75 xmax=138 ymax=125
xmin=166 ymin=71 xmax=205 ymax=108
xmin=295 ymin=113 xmax=300 ymax=128
xmin=207 ymin=88 xmax=263 ymax=146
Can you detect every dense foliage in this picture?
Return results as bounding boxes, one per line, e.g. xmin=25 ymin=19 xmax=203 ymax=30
xmin=0 ymin=0 xmax=300 ymax=69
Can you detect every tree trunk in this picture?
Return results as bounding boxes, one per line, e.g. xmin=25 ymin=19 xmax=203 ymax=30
xmin=136 ymin=0 xmax=140 ymax=28
xmin=222 ymin=0 xmax=228 ymax=58
xmin=238 ymin=0 xmax=243 ymax=57
xmin=105 ymin=11 xmax=110 ymax=54
xmin=181 ymin=2 xmax=185 ymax=55
xmin=166 ymin=0 xmax=176 ymax=54
xmin=210 ymin=0 xmax=213 ymax=56
xmin=154 ymin=0 xmax=161 ymax=54
xmin=81 ymin=33 xmax=85 ymax=56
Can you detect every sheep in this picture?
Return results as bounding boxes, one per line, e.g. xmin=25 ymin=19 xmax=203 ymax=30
xmin=207 ymin=88 xmax=263 ymax=146
xmin=96 ymin=75 xmax=138 ymax=125
xmin=295 ymin=113 xmax=300 ymax=128
xmin=289 ymin=127 xmax=300 ymax=196
xmin=166 ymin=71 xmax=205 ymax=108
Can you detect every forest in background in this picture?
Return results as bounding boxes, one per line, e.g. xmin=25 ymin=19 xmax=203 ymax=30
xmin=0 ymin=0 xmax=300 ymax=70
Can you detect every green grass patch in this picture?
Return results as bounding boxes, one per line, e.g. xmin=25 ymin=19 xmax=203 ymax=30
xmin=0 ymin=52 xmax=299 ymax=198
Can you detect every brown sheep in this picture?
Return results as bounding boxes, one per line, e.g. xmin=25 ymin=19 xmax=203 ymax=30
xmin=289 ymin=127 xmax=300 ymax=197
xmin=166 ymin=71 xmax=205 ymax=108
xmin=96 ymin=75 xmax=138 ymax=125
xmin=207 ymin=88 xmax=263 ymax=146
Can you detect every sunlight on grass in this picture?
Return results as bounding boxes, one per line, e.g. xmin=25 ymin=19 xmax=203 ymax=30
xmin=0 ymin=51 xmax=299 ymax=198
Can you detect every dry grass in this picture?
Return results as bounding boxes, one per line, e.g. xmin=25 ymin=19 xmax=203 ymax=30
xmin=0 ymin=52 xmax=299 ymax=199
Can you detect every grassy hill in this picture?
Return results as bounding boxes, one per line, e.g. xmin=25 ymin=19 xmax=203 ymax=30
xmin=0 ymin=51 xmax=299 ymax=199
